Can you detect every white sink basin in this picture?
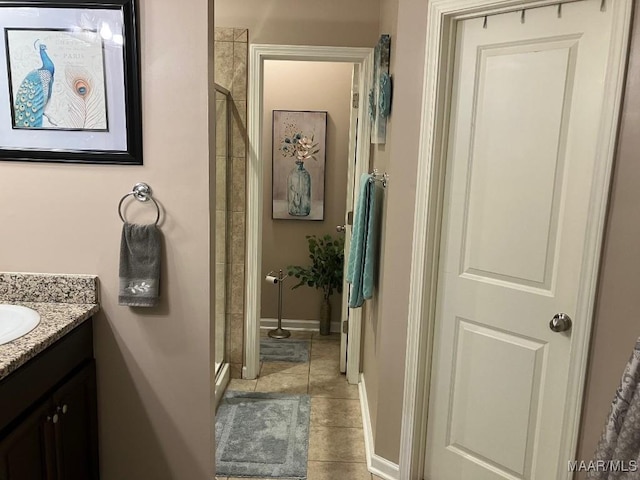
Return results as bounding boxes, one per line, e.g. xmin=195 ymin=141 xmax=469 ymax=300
xmin=0 ymin=305 xmax=41 ymax=345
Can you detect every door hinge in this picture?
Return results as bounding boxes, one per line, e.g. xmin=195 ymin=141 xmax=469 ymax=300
xmin=347 ymin=211 xmax=353 ymax=226
xmin=352 ymin=93 xmax=359 ymax=109
xmin=342 ymin=320 xmax=349 ymax=334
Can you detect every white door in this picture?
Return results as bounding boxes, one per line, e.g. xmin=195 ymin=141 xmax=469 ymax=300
xmin=426 ymin=2 xmax=620 ymax=479
xmin=340 ymin=64 xmax=360 ymax=373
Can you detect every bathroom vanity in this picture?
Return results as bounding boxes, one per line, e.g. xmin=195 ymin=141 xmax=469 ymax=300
xmin=0 ymin=273 xmax=100 ymax=480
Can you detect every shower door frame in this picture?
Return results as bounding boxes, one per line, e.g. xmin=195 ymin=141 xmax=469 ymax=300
xmin=244 ymin=44 xmax=374 ymax=383
xmin=214 ymin=82 xmax=232 ymax=407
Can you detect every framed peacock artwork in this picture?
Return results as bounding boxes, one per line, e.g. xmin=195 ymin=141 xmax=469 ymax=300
xmin=0 ymin=0 xmax=142 ymax=164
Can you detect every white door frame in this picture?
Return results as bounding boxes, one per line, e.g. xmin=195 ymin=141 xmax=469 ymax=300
xmin=341 ymin=64 xmax=361 ymax=375
xmin=244 ymin=44 xmax=374 ymax=382
xmin=398 ymin=1 xmax=633 ymax=479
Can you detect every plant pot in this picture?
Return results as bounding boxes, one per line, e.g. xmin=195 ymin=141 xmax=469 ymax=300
xmin=319 ymin=299 xmax=331 ymax=336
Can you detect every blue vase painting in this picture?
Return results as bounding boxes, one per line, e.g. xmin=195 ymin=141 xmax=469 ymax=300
xmin=287 ymin=161 xmax=311 ymax=216
xmin=272 ymin=110 xmax=327 ymax=221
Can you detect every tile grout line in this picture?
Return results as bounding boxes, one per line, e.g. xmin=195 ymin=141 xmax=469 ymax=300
xmin=307 ymin=336 xmax=313 ymax=394
xmin=309 ymin=425 xmax=365 ymax=430
xmin=307 ymin=459 xmax=368 ymax=464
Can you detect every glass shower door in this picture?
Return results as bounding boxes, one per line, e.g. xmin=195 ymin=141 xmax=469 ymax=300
xmin=214 ymin=85 xmax=231 ymax=376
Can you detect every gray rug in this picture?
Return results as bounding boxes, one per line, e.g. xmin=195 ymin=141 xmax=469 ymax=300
xmin=260 ymin=337 xmax=309 ymax=363
xmin=215 ymin=391 xmax=310 ymax=478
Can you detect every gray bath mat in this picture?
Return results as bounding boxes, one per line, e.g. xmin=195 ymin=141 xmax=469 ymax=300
xmin=215 ymin=391 xmax=310 ymax=478
xmin=260 ymin=337 xmax=309 ymax=363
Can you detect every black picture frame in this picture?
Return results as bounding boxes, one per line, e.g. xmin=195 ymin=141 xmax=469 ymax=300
xmin=0 ymin=0 xmax=142 ymax=164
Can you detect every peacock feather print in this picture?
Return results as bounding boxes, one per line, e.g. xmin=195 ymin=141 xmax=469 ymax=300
xmin=13 ymin=41 xmax=55 ymax=128
xmin=65 ymin=66 xmax=103 ymax=129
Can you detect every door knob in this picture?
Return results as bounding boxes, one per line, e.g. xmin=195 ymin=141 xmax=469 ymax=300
xmin=550 ymin=313 xmax=572 ymax=332
xmin=336 ymin=225 xmax=346 ymax=233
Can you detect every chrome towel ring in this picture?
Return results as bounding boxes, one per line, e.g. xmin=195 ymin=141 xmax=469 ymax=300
xmin=118 ymin=182 xmax=161 ymax=225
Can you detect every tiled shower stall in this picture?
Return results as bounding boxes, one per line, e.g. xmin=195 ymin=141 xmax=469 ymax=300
xmin=214 ymin=27 xmax=248 ymax=379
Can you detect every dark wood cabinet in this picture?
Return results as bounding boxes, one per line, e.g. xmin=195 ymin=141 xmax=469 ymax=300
xmin=0 ymin=400 xmax=55 ymax=480
xmin=53 ymin=362 xmax=99 ymax=480
xmin=0 ymin=320 xmax=98 ymax=480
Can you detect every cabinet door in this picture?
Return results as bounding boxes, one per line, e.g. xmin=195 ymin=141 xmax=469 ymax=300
xmin=0 ymin=400 xmax=56 ymax=480
xmin=53 ymin=361 xmax=99 ymax=480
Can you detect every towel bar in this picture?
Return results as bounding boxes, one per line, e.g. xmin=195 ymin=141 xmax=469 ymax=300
xmin=370 ymin=169 xmax=389 ymax=188
xmin=118 ymin=182 xmax=161 ymax=225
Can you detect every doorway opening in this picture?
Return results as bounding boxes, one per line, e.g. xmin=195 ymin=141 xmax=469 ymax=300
xmin=244 ymin=45 xmax=374 ymax=384
xmin=213 ymin=43 xmax=375 ymax=480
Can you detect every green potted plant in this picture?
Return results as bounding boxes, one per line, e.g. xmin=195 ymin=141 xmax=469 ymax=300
xmin=288 ymin=234 xmax=345 ymax=335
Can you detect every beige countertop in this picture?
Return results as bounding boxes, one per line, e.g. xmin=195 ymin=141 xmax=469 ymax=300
xmin=0 ymin=301 xmax=99 ymax=381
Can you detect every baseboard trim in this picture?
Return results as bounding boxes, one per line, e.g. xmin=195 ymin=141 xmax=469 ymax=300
xmin=359 ymin=373 xmax=400 ymax=480
xmin=260 ymin=317 xmax=341 ymax=333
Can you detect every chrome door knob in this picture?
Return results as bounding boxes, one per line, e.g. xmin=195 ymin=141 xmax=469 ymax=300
xmin=550 ymin=313 xmax=572 ymax=332
xmin=336 ymin=225 xmax=346 ymax=233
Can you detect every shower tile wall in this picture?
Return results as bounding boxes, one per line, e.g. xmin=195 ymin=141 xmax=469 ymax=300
xmin=215 ymin=27 xmax=248 ymax=378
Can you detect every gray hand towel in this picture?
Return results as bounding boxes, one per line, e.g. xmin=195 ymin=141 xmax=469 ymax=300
xmin=119 ymin=222 xmax=161 ymax=307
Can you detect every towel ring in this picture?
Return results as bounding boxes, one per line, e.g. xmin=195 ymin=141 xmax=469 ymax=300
xmin=118 ymin=182 xmax=161 ymax=226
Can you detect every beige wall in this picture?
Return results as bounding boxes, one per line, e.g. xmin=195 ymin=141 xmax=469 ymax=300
xmin=215 ymin=0 xmax=380 ymax=47
xmin=361 ymin=0 xmax=428 ymax=464
xmin=576 ymin=6 xmax=640 ymax=473
xmin=261 ymin=60 xmax=352 ymax=322
xmin=0 ymin=0 xmax=214 ymax=478
xmin=361 ymin=0 xmax=397 ymax=452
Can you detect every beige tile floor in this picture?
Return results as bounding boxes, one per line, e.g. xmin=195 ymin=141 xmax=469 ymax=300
xmin=215 ymin=331 xmax=385 ymax=480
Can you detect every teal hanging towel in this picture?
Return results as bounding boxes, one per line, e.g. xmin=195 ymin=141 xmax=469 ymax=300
xmin=346 ymin=173 xmax=380 ymax=308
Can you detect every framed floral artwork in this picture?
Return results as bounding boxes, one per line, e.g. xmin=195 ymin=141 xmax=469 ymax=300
xmin=272 ymin=110 xmax=327 ymax=220
xmin=0 ymin=0 xmax=142 ymax=164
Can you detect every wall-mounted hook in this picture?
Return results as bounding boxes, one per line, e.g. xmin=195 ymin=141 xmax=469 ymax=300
xmin=483 ymin=15 xmax=488 ymax=29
